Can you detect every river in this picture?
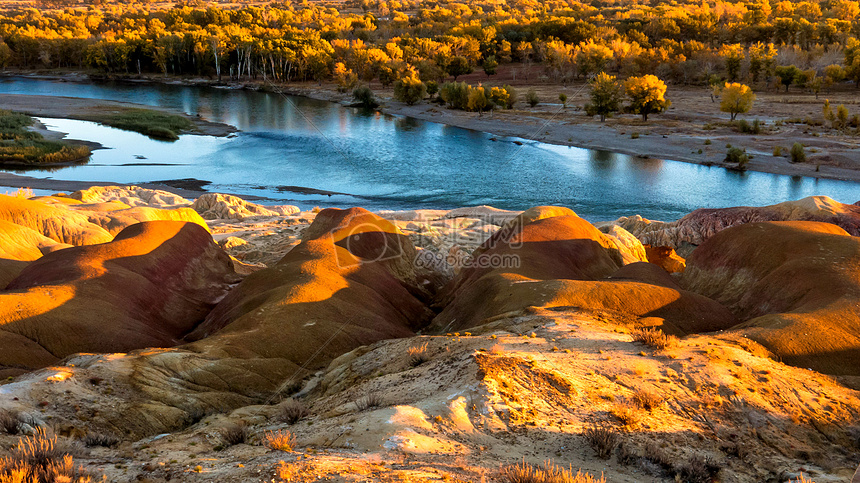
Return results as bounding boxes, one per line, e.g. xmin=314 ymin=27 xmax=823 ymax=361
xmin=1 ymin=76 xmax=857 ymax=221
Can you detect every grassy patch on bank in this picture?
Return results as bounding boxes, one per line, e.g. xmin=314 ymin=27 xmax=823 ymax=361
xmin=101 ymin=109 xmax=194 ymax=141
xmin=0 ymin=110 xmax=91 ymax=165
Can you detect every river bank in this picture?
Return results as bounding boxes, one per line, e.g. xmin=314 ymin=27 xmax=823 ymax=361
xmin=4 ymin=71 xmax=860 ymax=183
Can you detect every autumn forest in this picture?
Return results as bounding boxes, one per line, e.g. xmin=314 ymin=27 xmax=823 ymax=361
xmin=0 ymin=0 xmax=858 ymax=95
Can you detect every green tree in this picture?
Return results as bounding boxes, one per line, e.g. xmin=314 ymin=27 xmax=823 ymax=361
xmin=790 ymin=142 xmax=806 ymax=163
xmin=775 ymin=65 xmax=802 ymax=92
xmin=625 ymin=75 xmax=671 ymax=121
xmin=446 ymin=55 xmax=472 ymax=80
xmin=482 ymin=55 xmax=498 ymax=77
xmin=720 ymin=82 xmax=756 ymax=121
xmin=585 ymin=72 xmax=621 ymax=122
xmin=352 ymin=85 xmax=378 ymax=108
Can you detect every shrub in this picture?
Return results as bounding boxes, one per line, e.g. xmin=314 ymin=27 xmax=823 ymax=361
xmin=558 ymin=93 xmax=567 ymax=107
xmin=526 ymin=89 xmax=539 ymax=107
xmin=610 ymin=401 xmax=641 ymax=427
xmin=789 ymin=474 xmax=816 ymax=483
xmin=352 ymin=86 xmax=378 ymax=108
xmin=408 ymin=342 xmax=430 ymax=367
xmin=583 ymin=423 xmax=618 ymax=459
xmin=674 ymin=455 xmax=721 ymax=483
xmin=221 ymin=423 xmax=249 ymax=446
xmin=278 ymin=399 xmax=310 ymax=425
xmin=630 ymin=328 xmax=679 ymax=350
xmin=264 ymin=430 xmax=296 ymax=452
xmin=82 ymin=432 xmax=119 ymax=448
xmin=354 ymin=392 xmax=384 ymax=411
xmin=735 ymin=118 xmax=762 ymax=134
xmin=632 ymin=389 xmax=662 ymax=411
xmin=725 ymin=147 xmax=749 ymax=168
xmin=501 ymin=460 xmax=605 ymax=483
xmin=773 ymin=145 xmax=783 ymax=156
xmin=393 ymin=73 xmax=427 ymax=105
xmin=790 ymin=142 xmax=806 ymax=163
xmin=440 ymin=81 xmax=470 ymax=110
xmin=0 ymin=410 xmax=19 ymax=435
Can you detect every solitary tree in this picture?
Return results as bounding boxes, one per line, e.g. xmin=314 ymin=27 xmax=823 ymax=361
xmin=585 ymin=72 xmax=621 ymax=121
xmin=625 ymin=75 xmax=670 ymax=121
xmin=720 ymin=82 xmax=756 ymax=120
xmin=446 ymin=55 xmax=472 ymax=80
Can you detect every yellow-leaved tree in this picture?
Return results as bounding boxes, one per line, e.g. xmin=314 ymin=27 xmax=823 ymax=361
xmin=720 ymin=83 xmax=756 ymax=120
xmin=624 ymin=75 xmax=670 ymax=121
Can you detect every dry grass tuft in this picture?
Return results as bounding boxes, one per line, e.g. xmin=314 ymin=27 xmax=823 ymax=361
xmin=630 ymin=328 xmax=679 ymax=350
xmin=0 ymin=428 xmax=90 ymax=483
xmin=789 ymin=475 xmax=816 ymax=483
xmin=0 ymin=410 xmax=20 ymax=435
xmin=407 ymin=342 xmax=431 ymax=367
xmin=502 ymin=460 xmax=605 ymax=483
xmin=610 ymin=401 xmax=642 ymax=427
xmin=583 ymin=423 xmax=618 ymax=459
xmin=221 ymin=423 xmax=249 ymax=447
xmin=278 ymin=399 xmax=310 ymax=425
xmin=632 ymin=389 xmax=662 ymax=412
xmin=264 ymin=430 xmax=296 ymax=452
xmin=354 ymin=392 xmax=384 ymax=412
xmin=82 ymin=432 xmax=119 ymax=448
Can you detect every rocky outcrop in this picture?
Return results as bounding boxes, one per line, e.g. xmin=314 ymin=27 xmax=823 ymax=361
xmin=643 ymin=245 xmax=686 ymax=273
xmin=431 ymin=207 xmax=735 ymax=334
xmin=603 ymin=196 xmax=860 ymax=255
xmin=68 ymin=186 xmax=192 ymax=208
xmin=192 ymin=193 xmax=299 ymax=220
xmin=680 ymin=221 xmax=860 ymax=375
xmin=0 ymin=194 xmax=113 ymax=245
xmin=0 ymin=221 xmax=237 ymax=377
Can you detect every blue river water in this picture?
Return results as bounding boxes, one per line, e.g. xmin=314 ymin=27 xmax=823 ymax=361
xmin=1 ymin=76 xmax=857 ymax=221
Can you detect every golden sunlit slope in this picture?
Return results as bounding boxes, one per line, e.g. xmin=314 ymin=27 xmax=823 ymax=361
xmin=2 ymin=308 xmax=858 ymax=482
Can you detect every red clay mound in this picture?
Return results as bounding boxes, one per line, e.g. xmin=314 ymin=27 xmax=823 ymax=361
xmin=0 ymin=194 xmax=112 ymax=246
xmin=430 ymin=208 xmax=735 ymax=333
xmin=184 ymin=207 xmax=434 ymax=371
xmin=680 ymin=221 xmax=860 ymax=375
xmin=0 ymin=221 xmax=236 ymax=376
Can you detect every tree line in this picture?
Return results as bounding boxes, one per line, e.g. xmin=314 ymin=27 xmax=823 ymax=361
xmin=0 ymin=0 xmax=858 ymax=89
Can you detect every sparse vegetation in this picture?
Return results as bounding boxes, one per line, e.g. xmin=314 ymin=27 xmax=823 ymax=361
xmin=583 ymin=423 xmax=618 ymax=459
xmin=630 ymin=328 xmax=679 ymax=350
xmin=501 ymin=460 xmax=605 ymax=483
xmin=610 ymin=401 xmax=641 ymax=427
xmin=0 ymin=110 xmax=91 ymax=165
xmin=278 ymin=399 xmax=310 ymax=425
xmin=264 ymin=430 xmax=296 ymax=452
xmin=101 ymin=109 xmax=194 ymax=141
xmin=675 ymin=455 xmax=721 ymax=483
